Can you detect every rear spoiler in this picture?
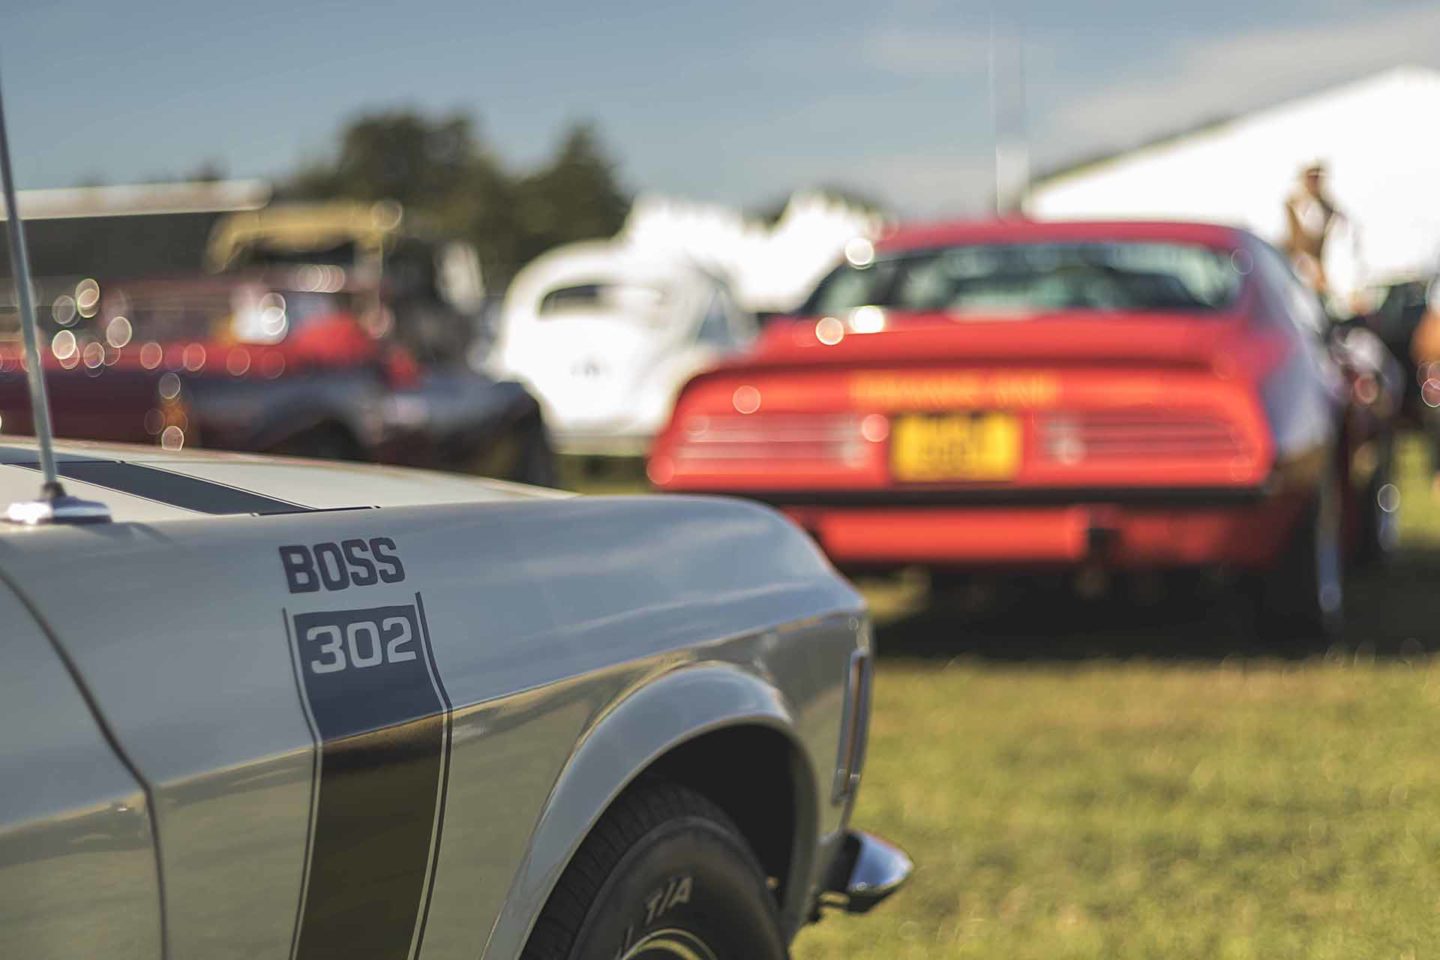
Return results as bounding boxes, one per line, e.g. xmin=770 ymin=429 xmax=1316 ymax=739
xmin=736 ymin=311 xmax=1252 ymax=371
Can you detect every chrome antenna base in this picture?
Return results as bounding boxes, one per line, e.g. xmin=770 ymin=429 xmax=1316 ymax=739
xmin=5 ymin=493 xmax=112 ymax=526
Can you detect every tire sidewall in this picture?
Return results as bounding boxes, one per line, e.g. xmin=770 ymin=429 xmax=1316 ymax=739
xmin=1313 ymin=465 xmax=1345 ymax=632
xmin=1356 ymin=430 xmax=1399 ymax=567
xmin=518 ymin=423 xmax=558 ymax=487
xmin=565 ymin=816 xmax=787 ymax=960
xmin=1257 ymin=465 xmax=1344 ymax=645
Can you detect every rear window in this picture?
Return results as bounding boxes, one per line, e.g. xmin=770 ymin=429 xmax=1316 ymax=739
xmin=805 ymin=241 xmax=1243 ymax=316
xmin=537 ymin=283 xmax=667 ymax=317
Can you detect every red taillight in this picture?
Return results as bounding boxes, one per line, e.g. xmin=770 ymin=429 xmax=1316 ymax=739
xmin=1037 ymin=409 xmax=1249 ymax=464
xmin=670 ymin=412 xmax=870 ymax=465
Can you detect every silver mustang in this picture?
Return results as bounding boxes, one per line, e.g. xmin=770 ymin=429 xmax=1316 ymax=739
xmin=0 ymin=440 xmax=909 ymax=959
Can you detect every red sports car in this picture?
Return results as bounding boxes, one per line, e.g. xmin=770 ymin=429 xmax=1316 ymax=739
xmin=649 ymin=220 xmax=1399 ymax=639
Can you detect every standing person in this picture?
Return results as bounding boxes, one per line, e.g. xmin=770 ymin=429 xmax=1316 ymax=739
xmin=1283 ymin=162 xmax=1343 ymax=295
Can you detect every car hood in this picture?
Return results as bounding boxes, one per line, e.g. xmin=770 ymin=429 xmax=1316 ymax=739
xmin=0 ymin=440 xmax=566 ymax=525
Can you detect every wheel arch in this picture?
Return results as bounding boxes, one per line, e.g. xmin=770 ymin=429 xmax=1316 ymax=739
xmin=483 ymin=663 xmax=820 ymax=958
xmin=644 ymin=723 xmax=810 ymax=914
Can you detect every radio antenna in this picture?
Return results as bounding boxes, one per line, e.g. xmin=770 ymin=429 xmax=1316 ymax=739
xmin=0 ymin=69 xmax=109 ymax=525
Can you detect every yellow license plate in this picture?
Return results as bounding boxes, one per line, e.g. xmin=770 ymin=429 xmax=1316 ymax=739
xmin=891 ymin=413 xmax=1021 ymax=482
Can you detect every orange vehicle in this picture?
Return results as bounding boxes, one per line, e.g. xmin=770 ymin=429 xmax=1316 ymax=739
xmin=650 ymin=220 xmax=1399 ymax=639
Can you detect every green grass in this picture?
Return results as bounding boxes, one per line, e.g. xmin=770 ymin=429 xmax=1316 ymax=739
xmin=556 ymin=455 xmax=651 ymax=496
xmin=794 ymin=436 xmax=1440 ymax=958
xmin=564 ymin=439 xmax=1440 ymax=958
xmin=794 ymin=660 xmax=1440 ymax=959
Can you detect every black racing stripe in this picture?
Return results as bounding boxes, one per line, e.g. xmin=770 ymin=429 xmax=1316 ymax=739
xmin=283 ymin=613 xmax=321 ymax=960
xmin=286 ymin=599 xmax=450 ymax=960
xmin=410 ymin=592 xmax=453 ymax=958
xmin=43 ymin=461 xmax=309 ymax=515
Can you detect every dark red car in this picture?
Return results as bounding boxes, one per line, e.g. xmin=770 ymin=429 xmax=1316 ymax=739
xmin=0 ymin=271 xmax=554 ymax=484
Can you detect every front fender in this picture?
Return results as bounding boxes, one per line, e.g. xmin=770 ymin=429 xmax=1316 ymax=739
xmin=482 ymin=662 xmax=815 ymax=959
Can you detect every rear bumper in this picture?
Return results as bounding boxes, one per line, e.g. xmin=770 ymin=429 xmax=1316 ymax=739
xmin=777 ymin=494 xmax=1305 ymax=571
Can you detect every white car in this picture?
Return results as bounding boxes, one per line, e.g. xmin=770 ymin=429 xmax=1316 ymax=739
xmin=0 ymin=439 xmax=910 ymax=959
xmin=493 ymin=242 xmax=757 ymax=455
xmin=0 ymin=75 xmax=909 ymax=959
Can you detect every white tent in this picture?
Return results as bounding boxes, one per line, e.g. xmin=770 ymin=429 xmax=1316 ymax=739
xmin=1026 ymin=67 xmax=1440 ymax=294
xmin=621 ymin=191 xmax=883 ymax=314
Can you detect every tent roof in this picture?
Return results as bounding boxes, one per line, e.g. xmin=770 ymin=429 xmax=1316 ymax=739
xmin=1026 ymin=67 xmax=1440 ymax=285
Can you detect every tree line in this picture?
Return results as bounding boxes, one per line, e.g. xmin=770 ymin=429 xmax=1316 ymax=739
xmin=281 ymin=110 xmax=631 ymax=286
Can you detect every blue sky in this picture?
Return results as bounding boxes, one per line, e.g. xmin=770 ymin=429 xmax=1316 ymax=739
xmin=5 ymin=0 xmax=1438 ymax=214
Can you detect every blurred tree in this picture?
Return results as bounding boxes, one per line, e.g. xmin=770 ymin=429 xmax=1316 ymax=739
xmin=290 ymin=111 xmax=476 ymax=210
xmin=283 ymin=109 xmax=630 ymax=285
xmin=512 ymin=123 xmax=631 ymax=264
xmin=753 ymin=185 xmax=888 ymax=225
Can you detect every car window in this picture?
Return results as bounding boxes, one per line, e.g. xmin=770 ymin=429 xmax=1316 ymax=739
xmin=537 ymin=282 xmax=667 ymax=319
xmin=804 ymin=241 xmax=1243 ymax=316
xmin=696 ymin=290 xmax=733 ymax=346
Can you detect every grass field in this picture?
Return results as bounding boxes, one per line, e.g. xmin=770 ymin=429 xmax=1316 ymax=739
xmin=563 ymin=439 xmax=1440 ymax=958
xmin=791 ymin=437 xmax=1440 ymax=959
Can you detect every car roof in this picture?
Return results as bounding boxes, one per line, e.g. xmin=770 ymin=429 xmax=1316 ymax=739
xmin=878 ymin=218 xmax=1250 ymax=253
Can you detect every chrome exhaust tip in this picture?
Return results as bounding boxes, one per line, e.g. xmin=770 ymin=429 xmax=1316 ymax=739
xmin=821 ymin=830 xmax=913 ymax=915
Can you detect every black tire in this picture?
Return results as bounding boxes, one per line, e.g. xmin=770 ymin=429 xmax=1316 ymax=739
xmin=512 ymin=420 xmax=558 ymax=488
xmin=464 ymin=419 xmax=557 ymax=487
xmin=1353 ymin=429 xmax=1399 ymax=569
xmin=522 ymin=779 xmax=788 ymax=960
xmin=1252 ymin=470 xmax=1345 ymax=646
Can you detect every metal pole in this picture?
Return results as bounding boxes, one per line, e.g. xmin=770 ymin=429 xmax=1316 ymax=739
xmin=1013 ymin=13 xmax=1030 ymax=214
xmin=988 ymin=9 xmax=1001 ymax=218
xmin=0 ymin=69 xmax=62 ymax=498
